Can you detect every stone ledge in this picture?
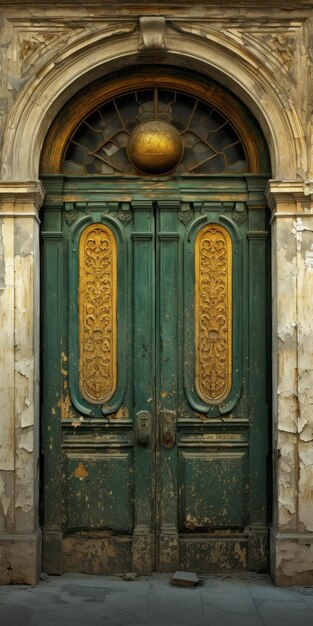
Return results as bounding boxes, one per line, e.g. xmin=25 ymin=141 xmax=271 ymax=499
xmin=0 ymin=181 xmax=45 ymax=214
xmin=266 ymin=179 xmax=313 ymax=215
xmin=0 ymin=529 xmax=42 ymax=585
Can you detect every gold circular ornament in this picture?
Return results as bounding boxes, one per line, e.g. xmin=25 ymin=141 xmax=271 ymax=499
xmin=127 ymin=121 xmax=183 ymax=175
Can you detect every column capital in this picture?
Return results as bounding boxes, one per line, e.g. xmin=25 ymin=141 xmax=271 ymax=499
xmin=266 ymin=179 xmax=313 ymax=216
xmin=0 ymin=181 xmax=45 ymax=217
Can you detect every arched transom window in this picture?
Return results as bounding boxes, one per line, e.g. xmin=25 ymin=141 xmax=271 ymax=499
xmin=62 ymin=87 xmax=249 ymax=177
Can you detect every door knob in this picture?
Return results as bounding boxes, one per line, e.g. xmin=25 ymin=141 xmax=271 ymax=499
xmin=160 ymin=410 xmax=176 ymax=448
xmin=136 ymin=411 xmax=151 ymax=446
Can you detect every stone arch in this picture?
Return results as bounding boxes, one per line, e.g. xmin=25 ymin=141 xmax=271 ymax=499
xmin=0 ymin=24 xmax=306 ymax=182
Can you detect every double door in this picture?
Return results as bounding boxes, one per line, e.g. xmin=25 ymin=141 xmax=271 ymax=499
xmin=41 ymin=188 xmax=270 ymax=574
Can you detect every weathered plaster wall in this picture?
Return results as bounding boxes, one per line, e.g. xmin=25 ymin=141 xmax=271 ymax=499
xmin=267 ymin=181 xmax=313 ymax=584
xmin=0 ymin=0 xmax=313 ymax=585
xmin=0 ymin=184 xmax=43 ymax=584
xmin=0 ymin=216 xmax=15 ymax=540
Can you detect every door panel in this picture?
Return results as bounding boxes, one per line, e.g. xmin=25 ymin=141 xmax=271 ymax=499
xmin=178 ymin=450 xmax=248 ymax=529
xmin=41 ymin=189 xmax=270 ymax=575
xmin=65 ymin=452 xmax=133 ymax=531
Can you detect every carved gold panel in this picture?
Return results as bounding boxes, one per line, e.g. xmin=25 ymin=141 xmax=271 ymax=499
xmin=79 ymin=224 xmax=117 ymax=403
xmin=195 ymin=224 xmax=232 ymax=404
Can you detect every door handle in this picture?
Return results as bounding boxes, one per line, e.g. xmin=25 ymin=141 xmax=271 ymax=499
xmin=136 ymin=411 xmax=151 ymax=446
xmin=160 ymin=410 xmax=176 ymax=448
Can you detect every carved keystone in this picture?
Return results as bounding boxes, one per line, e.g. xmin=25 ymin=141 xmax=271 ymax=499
xmin=138 ymin=16 xmax=167 ymax=62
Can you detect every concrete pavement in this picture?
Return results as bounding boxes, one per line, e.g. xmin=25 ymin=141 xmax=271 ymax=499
xmin=0 ymin=571 xmax=313 ymax=625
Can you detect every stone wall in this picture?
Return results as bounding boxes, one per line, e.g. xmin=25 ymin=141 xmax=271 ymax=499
xmin=0 ymin=183 xmax=44 ymax=584
xmin=1 ymin=0 xmax=313 ymax=585
xmin=266 ymin=181 xmax=313 ymax=584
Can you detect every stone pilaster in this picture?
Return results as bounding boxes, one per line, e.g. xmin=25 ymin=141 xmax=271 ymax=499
xmin=0 ymin=182 xmax=44 ymax=584
xmin=267 ymin=180 xmax=313 ymax=586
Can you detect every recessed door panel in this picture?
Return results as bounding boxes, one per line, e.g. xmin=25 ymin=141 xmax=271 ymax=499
xmin=65 ymin=452 xmax=133 ymax=532
xmin=178 ymin=450 xmax=248 ymax=530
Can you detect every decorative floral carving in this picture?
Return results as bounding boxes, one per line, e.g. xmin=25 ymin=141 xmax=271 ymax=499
xmin=241 ymin=31 xmax=295 ymax=74
xmin=117 ymin=202 xmax=132 ymax=225
xmin=178 ymin=202 xmax=193 ymax=225
xmin=64 ymin=203 xmax=78 ymax=225
xmin=267 ymin=33 xmax=294 ymax=72
xmin=79 ymin=224 xmax=117 ymax=404
xmin=195 ymin=224 xmax=232 ymax=403
xmin=19 ymin=32 xmax=59 ymax=62
xmin=232 ymin=202 xmax=246 ymax=225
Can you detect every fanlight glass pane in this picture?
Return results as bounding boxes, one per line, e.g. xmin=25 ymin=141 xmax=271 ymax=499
xmin=63 ymin=88 xmax=248 ymax=176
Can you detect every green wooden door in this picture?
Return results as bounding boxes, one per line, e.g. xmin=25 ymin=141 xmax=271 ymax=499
xmin=41 ymin=176 xmax=270 ymax=575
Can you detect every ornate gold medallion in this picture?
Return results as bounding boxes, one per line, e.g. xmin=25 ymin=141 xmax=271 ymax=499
xmin=127 ymin=120 xmax=183 ymax=175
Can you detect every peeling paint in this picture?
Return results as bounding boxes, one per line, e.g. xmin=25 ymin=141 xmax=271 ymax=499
xmin=74 ymin=463 xmax=89 ymax=480
xmin=132 ymin=534 xmax=153 ymax=575
xmin=18 ymin=429 xmax=34 ymax=453
xmin=115 ymin=406 xmax=129 ymax=419
xmin=58 ymin=393 xmax=75 ymax=420
xmin=234 ymin=541 xmax=247 ymax=568
xmin=21 ymin=397 xmax=34 ymax=428
xmin=14 ymin=219 xmax=34 ymax=256
xmin=71 ymin=417 xmax=83 ymax=428
xmin=305 ymin=245 xmax=313 ymax=269
xmin=15 ymin=358 xmax=33 ymax=379
xmin=0 ymin=475 xmax=12 ymax=520
xmin=276 ymin=540 xmax=313 ymax=585
xmin=63 ymin=536 xmax=129 ymax=575
xmin=299 ymin=423 xmax=313 ymax=442
xmin=8 ymin=74 xmax=27 ymax=92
